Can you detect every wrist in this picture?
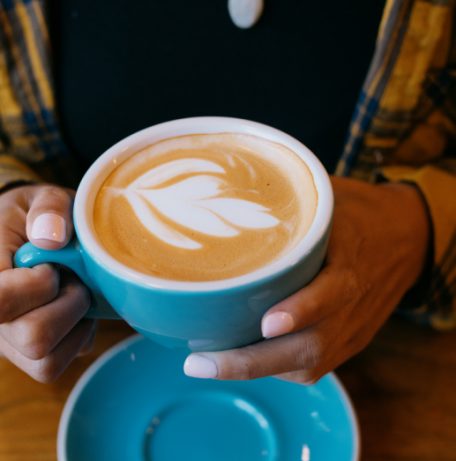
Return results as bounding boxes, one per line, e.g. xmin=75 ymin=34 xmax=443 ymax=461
xmin=0 ymin=180 xmax=37 ymax=196
xmin=382 ymin=182 xmax=433 ymax=287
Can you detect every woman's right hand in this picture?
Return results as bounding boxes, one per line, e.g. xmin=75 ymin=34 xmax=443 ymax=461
xmin=0 ymin=184 xmax=96 ymax=382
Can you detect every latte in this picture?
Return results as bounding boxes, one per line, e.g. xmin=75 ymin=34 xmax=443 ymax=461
xmin=93 ymin=133 xmax=317 ymax=281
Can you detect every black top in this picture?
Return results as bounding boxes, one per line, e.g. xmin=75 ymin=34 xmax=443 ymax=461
xmin=49 ymin=0 xmax=385 ymax=172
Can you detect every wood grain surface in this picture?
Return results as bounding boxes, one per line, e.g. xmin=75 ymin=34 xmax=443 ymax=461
xmin=0 ymin=318 xmax=455 ymax=461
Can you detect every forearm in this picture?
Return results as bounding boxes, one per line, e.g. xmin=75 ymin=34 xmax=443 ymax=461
xmin=379 ymin=181 xmax=432 ymax=291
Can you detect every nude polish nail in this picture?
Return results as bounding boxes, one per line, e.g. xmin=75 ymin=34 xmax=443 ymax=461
xmin=262 ymin=312 xmax=295 ymax=338
xmin=184 ymin=354 xmax=218 ymax=379
xmin=31 ymin=213 xmax=66 ymax=243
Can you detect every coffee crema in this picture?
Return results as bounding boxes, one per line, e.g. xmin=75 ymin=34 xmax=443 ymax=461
xmin=93 ymin=133 xmax=317 ymax=281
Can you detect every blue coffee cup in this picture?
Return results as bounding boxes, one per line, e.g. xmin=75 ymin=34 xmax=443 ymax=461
xmin=15 ymin=117 xmax=333 ymax=352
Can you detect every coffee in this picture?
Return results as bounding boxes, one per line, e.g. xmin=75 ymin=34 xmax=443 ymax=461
xmin=93 ymin=133 xmax=317 ymax=281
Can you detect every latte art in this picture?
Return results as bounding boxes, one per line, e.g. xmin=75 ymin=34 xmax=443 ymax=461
xmin=93 ymin=133 xmax=317 ymax=281
xmin=109 ymin=157 xmax=280 ymax=250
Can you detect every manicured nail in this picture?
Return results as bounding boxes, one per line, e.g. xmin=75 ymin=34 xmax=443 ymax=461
xmin=184 ymin=354 xmax=218 ymax=379
xmin=31 ymin=213 xmax=66 ymax=243
xmin=262 ymin=311 xmax=295 ymax=338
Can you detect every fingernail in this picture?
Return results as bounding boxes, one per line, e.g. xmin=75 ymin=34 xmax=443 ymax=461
xmin=31 ymin=213 xmax=66 ymax=243
xmin=184 ymin=354 xmax=218 ymax=379
xmin=262 ymin=311 xmax=295 ymax=338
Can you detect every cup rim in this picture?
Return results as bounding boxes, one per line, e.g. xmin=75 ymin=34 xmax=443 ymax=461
xmin=74 ymin=117 xmax=333 ymax=292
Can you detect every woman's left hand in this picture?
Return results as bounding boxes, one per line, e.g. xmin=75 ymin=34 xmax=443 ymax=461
xmin=183 ymin=176 xmax=431 ymax=383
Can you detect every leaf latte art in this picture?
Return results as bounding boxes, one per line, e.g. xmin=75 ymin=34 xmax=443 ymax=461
xmin=93 ymin=134 xmax=317 ymax=281
xmin=112 ymin=158 xmax=280 ymax=250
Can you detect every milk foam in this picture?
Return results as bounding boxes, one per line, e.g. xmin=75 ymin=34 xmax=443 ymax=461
xmin=93 ymin=133 xmax=317 ymax=281
xmin=107 ymin=157 xmax=280 ymax=250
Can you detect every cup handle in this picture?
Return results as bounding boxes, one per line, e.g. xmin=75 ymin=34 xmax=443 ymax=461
xmin=14 ymin=241 xmax=121 ymax=320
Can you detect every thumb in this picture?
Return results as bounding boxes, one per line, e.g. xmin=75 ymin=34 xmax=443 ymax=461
xmin=26 ymin=186 xmax=75 ymax=250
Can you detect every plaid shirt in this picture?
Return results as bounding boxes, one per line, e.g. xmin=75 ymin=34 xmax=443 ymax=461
xmin=0 ymin=0 xmax=455 ymax=328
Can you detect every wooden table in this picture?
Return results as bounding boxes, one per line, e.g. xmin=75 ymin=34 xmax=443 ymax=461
xmin=1 ymin=318 xmax=455 ymax=461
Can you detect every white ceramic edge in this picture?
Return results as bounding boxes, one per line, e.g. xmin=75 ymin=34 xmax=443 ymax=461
xmin=330 ymin=374 xmax=361 ymax=461
xmin=74 ymin=117 xmax=334 ymax=292
xmin=57 ymin=335 xmax=360 ymax=461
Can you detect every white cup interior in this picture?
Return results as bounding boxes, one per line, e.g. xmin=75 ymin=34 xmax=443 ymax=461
xmin=74 ymin=117 xmax=334 ymax=292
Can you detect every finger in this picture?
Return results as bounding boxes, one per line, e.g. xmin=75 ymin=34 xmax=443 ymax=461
xmin=260 ymin=266 xmax=353 ymax=339
xmin=274 ymin=369 xmax=327 ymax=385
xmin=0 ymin=205 xmax=27 ymax=271
xmin=0 ymin=274 xmax=90 ymax=359
xmin=274 ymin=361 xmax=339 ymax=386
xmin=78 ymin=320 xmax=98 ymax=356
xmin=26 ymin=186 xmax=75 ymax=249
xmin=184 ymin=327 xmax=329 ymax=381
xmin=0 ymin=318 xmax=95 ymax=383
xmin=0 ymin=264 xmax=59 ymax=323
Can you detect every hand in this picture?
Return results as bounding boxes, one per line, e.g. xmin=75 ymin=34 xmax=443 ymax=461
xmin=0 ymin=185 xmax=95 ymax=382
xmin=183 ymin=177 xmax=431 ymax=383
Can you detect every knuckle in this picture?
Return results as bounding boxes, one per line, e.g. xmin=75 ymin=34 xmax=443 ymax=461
xmin=29 ymin=357 xmax=61 ymax=384
xmin=343 ymin=269 xmax=359 ymax=297
xmin=225 ymin=349 xmax=264 ymax=380
xmin=64 ymin=282 xmax=91 ymax=309
xmin=39 ymin=185 xmax=71 ymax=205
xmin=14 ymin=317 xmax=54 ymax=360
xmin=295 ymin=336 xmax=324 ymax=370
xmin=0 ymin=285 xmax=13 ymax=323
xmin=32 ymin=266 xmax=60 ymax=296
xmin=341 ymin=269 xmax=367 ymax=305
xmin=0 ymin=267 xmax=59 ymax=324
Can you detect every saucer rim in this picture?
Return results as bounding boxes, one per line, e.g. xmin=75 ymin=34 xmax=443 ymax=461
xmin=57 ymin=335 xmax=360 ymax=461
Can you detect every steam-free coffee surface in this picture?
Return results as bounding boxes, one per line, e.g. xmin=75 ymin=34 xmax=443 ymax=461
xmin=93 ymin=133 xmax=317 ymax=281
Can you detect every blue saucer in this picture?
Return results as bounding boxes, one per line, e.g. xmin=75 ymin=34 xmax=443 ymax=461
xmin=58 ymin=335 xmax=360 ymax=461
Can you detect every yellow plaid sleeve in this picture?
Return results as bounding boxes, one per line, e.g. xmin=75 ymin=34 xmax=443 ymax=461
xmin=381 ymin=164 xmax=456 ymax=329
xmin=339 ymin=0 xmax=456 ymax=328
xmin=0 ymin=1 xmax=79 ymax=192
xmin=0 ymin=154 xmax=42 ymax=191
